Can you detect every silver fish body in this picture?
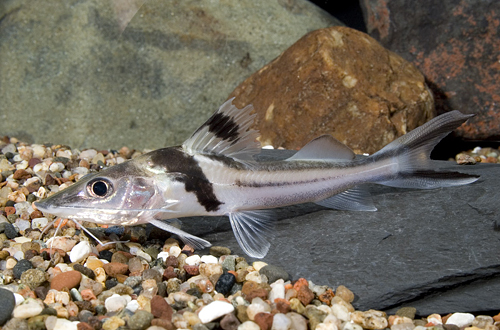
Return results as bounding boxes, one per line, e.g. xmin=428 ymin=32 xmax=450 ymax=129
xmin=35 ymin=99 xmax=479 ymax=257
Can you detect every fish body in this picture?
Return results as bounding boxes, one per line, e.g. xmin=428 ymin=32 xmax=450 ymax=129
xmin=35 ymin=99 xmax=479 ymax=257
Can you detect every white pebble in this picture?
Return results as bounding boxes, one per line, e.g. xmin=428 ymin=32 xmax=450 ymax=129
xmin=53 ymin=318 xmax=79 ymax=330
xmin=105 ymin=294 xmax=129 ymax=312
xmin=33 ymin=145 xmax=47 ymax=159
xmin=271 ymin=313 xmax=291 ymax=330
xmin=269 ymin=279 xmax=285 ymax=301
xmin=126 ymin=299 xmax=139 ymax=312
xmin=169 ymin=246 xmax=181 ymax=257
xmin=13 ymin=250 xmax=24 ymax=261
xmin=332 ymin=303 xmax=351 ymax=322
xmin=72 ymin=166 xmax=89 ymax=176
xmin=2 ymin=144 xmax=16 ymax=154
xmin=55 ymin=291 xmax=70 ymax=305
xmin=446 ymin=313 xmax=475 ymax=327
xmin=247 ymin=297 xmax=271 ymax=320
xmin=49 ymin=162 xmax=65 ymax=173
xmin=287 ymin=312 xmax=308 ymax=330
xmin=198 ymin=300 xmax=235 ymax=323
xmin=15 ymin=219 xmax=31 ymax=232
xmin=32 ymin=217 xmax=49 ymax=230
xmin=238 ymin=321 xmax=261 ymax=330
xmin=135 ymin=249 xmax=152 ymax=262
xmin=16 ymin=160 xmax=29 ymax=170
xmin=14 ymin=293 xmax=25 ymax=305
xmin=252 ymin=261 xmax=268 ymax=271
xmin=317 ymin=323 xmax=337 ymax=330
xmin=185 ymin=254 xmax=201 ymax=266
xmin=157 ymin=251 xmax=169 ymax=261
xmin=79 ymin=149 xmax=97 ymax=160
xmin=200 ymin=255 xmax=218 ymax=264
xmin=245 ymin=270 xmax=264 ymax=283
xmin=13 ymin=298 xmax=44 ymax=318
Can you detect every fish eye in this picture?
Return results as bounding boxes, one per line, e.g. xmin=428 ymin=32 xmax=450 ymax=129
xmin=87 ymin=179 xmax=113 ymax=198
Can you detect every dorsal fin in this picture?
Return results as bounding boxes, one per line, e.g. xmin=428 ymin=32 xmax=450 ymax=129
xmin=182 ymin=98 xmax=261 ymax=162
xmin=287 ymin=135 xmax=355 ymax=161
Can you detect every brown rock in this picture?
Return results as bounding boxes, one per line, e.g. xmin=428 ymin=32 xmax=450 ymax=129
xmin=183 ymin=264 xmax=199 ymax=276
xmin=229 ymin=26 xmax=434 ymax=154
xmin=297 ymin=284 xmax=314 ymax=306
xmin=151 ymin=318 xmax=175 ymax=330
xmin=30 ymin=210 xmax=44 ymax=220
xmin=254 ymin=312 xmax=273 ymax=330
xmin=242 ymin=281 xmax=270 ymax=301
xmin=236 ymin=305 xmax=250 ymax=323
xmin=103 ymin=262 xmax=128 ymax=277
xmin=28 ymin=158 xmax=42 ymax=168
xmin=51 ymin=270 xmax=82 ymax=291
xmin=13 ymin=169 xmax=31 ymax=180
xmin=220 ymin=312 xmax=241 ymax=330
xmin=274 ymin=298 xmax=291 ymax=314
xmin=164 ymin=256 xmax=178 ymax=268
xmin=318 ymin=288 xmax=335 ymax=305
xmin=162 ymin=266 xmax=177 ymax=280
xmin=5 ymin=206 xmax=16 ymax=216
xmin=151 ymin=295 xmax=173 ymax=321
xmin=77 ymin=322 xmax=94 ymax=330
xmin=111 ymin=251 xmax=132 ymax=263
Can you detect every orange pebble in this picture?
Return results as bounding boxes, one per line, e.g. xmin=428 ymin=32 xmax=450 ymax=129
xmin=493 ymin=312 xmax=500 ymax=322
xmin=284 ymin=283 xmax=293 ymax=290
xmin=442 ymin=313 xmax=453 ymax=324
xmin=54 ymin=218 xmax=68 ymax=227
xmin=293 ymin=278 xmax=308 ymax=291
xmin=228 ymin=270 xmax=238 ymax=277
xmin=81 ymin=289 xmax=97 ymax=301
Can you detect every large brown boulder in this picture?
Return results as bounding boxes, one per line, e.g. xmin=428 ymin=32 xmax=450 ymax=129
xmin=229 ymin=26 xmax=435 ymax=154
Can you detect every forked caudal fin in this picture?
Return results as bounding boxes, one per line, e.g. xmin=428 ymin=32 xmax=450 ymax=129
xmin=371 ymin=110 xmax=480 ymax=189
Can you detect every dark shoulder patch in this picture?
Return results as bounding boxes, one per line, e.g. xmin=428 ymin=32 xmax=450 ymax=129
xmin=149 ymin=147 xmax=223 ymax=212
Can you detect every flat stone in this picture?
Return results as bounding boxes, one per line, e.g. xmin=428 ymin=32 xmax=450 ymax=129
xmin=181 ymin=149 xmax=500 ymax=315
xmin=259 ymin=264 xmax=289 ymax=283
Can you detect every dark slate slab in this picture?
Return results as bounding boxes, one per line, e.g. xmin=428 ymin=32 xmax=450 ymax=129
xmin=178 ymin=149 xmax=500 ymax=316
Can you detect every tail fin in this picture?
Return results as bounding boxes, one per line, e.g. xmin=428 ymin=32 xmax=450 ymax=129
xmin=371 ymin=110 xmax=480 ymax=189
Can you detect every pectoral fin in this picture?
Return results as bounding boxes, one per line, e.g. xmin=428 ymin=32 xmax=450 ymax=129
xmin=228 ymin=210 xmax=275 ymax=258
xmin=148 ymin=218 xmax=211 ymax=250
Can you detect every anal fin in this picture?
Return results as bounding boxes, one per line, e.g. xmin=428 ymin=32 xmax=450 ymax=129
xmin=315 ymin=186 xmax=377 ymax=211
xmin=228 ymin=210 xmax=275 ymax=258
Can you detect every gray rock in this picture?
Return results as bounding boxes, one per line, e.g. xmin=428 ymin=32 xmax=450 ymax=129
xmin=20 ymin=268 xmax=47 ymax=289
xmin=259 ymin=264 xmax=290 ymax=283
xmin=180 ymin=149 xmax=500 ymax=315
xmin=127 ymin=310 xmax=154 ymax=330
xmin=2 ymin=317 xmax=28 ymax=330
xmin=0 ymin=288 xmax=15 ymax=326
xmin=13 ymin=259 xmax=33 ymax=279
xmin=0 ymin=0 xmax=340 ymax=150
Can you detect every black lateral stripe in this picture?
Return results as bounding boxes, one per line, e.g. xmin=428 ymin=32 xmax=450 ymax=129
xmin=399 ymin=170 xmax=480 ymax=179
xmin=205 ymin=112 xmax=240 ymax=142
xmin=149 ymin=147 xmax=223 ymax=212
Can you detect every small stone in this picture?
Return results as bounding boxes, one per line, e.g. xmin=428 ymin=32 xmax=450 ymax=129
xmin=289 ymin=298 xmax=306 ymax=315
xmin=51 ymin=270 xmax=82 ymax=291
xmin=268 ymin=279 xmax=285 ymax=302
xmin=220 ymin=312 xmax=241 ymax=330
xmin=128 ymin=310 xmax=154 ymax=330
xmin=221 ymin=255 xmax=236 ymax=272
xmin=254 ymin=313 xmax=273 ymax=330
xmin=210 ymin=246 xmax=231 ymax=257
xmin=198 ymin=300 xmax=235 ymax=323
xmin=105 ymin=294 xmax=129 ymax=312
xmin=271 ymin=313 xmax=291 ymax=330
xmin=396 ymin=307 xmax=417 ymax=320
xmin=13 ymin=169 xmax=31 ymax=180
xmin=472 ymin=315 xmax=494 ymax=328
xmin=102 ymin=316 xmax=126 ymax=330
xmin=77 ymin=322 xmax=93 ymax=330
xmin=103 ymin=262 xmax=129 ymax=277
xmin=20 ymin=268 xmax=47 ymax=289
xmin=185 ymin=254 xmax=201 ymax=265
xmin=446 ymin=313 xmax=475 ymax=328
xmin=70 ymin=241 xmax=92 ymax=263
xmin=318 ymin=288 xmax=335 ymax=305
xmin=142 ymin=269 xmax=162 ymax=283
xmin=184 ymin=264 xmax=200 ymax=276
xmin=287 ymin=312 xmax=308 ymax=330
xmin=335 ymin=285 xmax=354 ymax=303
xmin=151 ymin=295 xmax=173 ymax=320
xmin=13 ymin=298 xmax=44 ymax=318
xmin=351 ymin=310 xmax=388 ymax=330
xmin=73 ymin=264 xmax=96 ymax=280
xmin=305 ymin=306 xmax=327 ymax=330
xmin=200 ymin=255 xmax=219 ymax=264
xmin=165 ymin=255 xmax=178 ymax=267
xmin=238 ymin=321 xmax=261 ymax=330
xmin=0 ymin=287 xmax=16 ymax=325
xmin=3 ymin=318 xmax=29 ymax=330
xmin=199 ymin=262 xmax=223 ymax=284
xmin=259 ymin=264 xmax=289 ymax=283
xmin=246 ymin=297 xmax=271 ymax=321
xmin=215 ymin=272 xmax=236 ymax=295
xmin=456 ymin=153 xmax=477 ymax=165
xmin=13 ymin=259 xmax=33 ymax=279
xmin=297 ymin=284 xmax=314 ymax=305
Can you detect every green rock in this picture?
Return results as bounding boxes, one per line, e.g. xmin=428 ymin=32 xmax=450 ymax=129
xmin=27 ymin=315 xmax=48 ymax=330
xmin=209 ymin=246 xmax=231 ymax=257
xmin=127 ymin=310 xmax=154 ymax=330
xmin=396 ymin=306 xmax=417 ymax=319
xmin=20 ymin=269 xmax=47 ymax=290
xmin=304 ymin=306 xmax=327 ymax=330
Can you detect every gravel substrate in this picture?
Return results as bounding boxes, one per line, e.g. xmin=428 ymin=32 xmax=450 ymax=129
xmin=0 ymin=136 xmax=499 ymax=330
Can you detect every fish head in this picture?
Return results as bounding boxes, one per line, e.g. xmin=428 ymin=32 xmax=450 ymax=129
xmin=34 ymin=161 xmax=166 ymax=225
